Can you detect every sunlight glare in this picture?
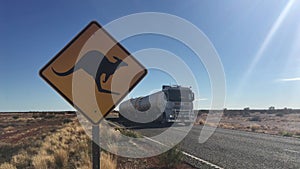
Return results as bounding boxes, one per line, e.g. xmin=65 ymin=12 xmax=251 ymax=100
xmin=235 ymin=0 xmax=296 ymax=96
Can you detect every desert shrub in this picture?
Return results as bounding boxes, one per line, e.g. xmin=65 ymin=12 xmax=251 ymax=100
xmin=284 ymin=132 xmax=293 ymax=137
xmin=279 ymin=131 xmax=293 ymax=137
xmin=63 ymin=118 xmax=72 ymax=124
xmin=37 ymin=113 xmax=46 ymax=118
xmin=32 ymin=115 xmax=39 ymax=119
xmin=276 ymin=112 xmax=284 ymax=117
xmin=45 ymin=114 xmax=55 ymax=119
xmin=0 ymin=163 xmax=16 ymax=169
xmin=249 ymin=116 xmax=261 ymax=122
xmin=12 ymin=116 xmax=19 ymax=120
xmin=242 ymin=112 xmax=250 ymax=117
xmin=50 ymin=128 xmax=56 ymax=133
xmin=159 ymin=146 xmax=183 ymax=168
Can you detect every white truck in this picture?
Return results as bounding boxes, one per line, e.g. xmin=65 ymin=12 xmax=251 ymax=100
xmin=119 ymin=85 xmax=195 ymax=123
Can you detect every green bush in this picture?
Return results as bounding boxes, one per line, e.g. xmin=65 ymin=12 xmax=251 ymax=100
xmin=159 ymin=146 xmax=183 ymax=168
xmin=280 ymin=131 xmax=293 ymax=137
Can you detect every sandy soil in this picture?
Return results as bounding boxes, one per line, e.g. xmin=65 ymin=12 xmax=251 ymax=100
xmin=196 ymin=110 xmax=300 ymax=138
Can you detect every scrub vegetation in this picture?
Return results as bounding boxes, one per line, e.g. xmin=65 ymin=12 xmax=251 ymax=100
xmin=0 ymin=112 xmax=195 ymax=169
xmin=196 ymin=109 xmax=300 ymax=137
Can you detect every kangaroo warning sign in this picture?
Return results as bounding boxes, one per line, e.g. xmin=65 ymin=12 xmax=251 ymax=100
xmin=40 ymin=21 xmax=147 ymax=124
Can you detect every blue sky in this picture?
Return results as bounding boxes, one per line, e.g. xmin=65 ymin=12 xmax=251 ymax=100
xmin=0 ymin=0 xmax=300 ymax=111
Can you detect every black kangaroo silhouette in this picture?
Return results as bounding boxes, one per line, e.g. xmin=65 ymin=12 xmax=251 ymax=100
xmin=51 ymin=50 xmax=128 ymax=95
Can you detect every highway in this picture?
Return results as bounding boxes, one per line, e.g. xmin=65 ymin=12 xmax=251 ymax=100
xmin=108 ymin=118 xmax=300 ymax=169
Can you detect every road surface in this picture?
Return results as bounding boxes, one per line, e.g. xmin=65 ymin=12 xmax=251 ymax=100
xmin=109 ymin=118 xmax=300 ymax=169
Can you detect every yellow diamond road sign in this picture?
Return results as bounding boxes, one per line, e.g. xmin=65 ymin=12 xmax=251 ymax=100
xmin=40 ymin=21 xmax=147 ymax=124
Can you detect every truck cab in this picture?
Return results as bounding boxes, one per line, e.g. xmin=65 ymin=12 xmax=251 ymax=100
xmin=162 ymin=85 xmax=195 ymax=123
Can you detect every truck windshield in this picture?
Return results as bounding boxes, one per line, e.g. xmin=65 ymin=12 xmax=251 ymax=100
xmin=168 ymin=89 xmax=193 ymax=102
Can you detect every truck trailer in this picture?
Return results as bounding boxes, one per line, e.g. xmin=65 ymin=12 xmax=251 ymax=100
xmin=119 ymin=85 xmax=195 ymax=123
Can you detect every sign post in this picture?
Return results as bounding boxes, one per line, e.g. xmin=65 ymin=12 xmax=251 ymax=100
xmin=92 ymin=125 xmax=100 ymax=169
xmin=40 ymin=21 xmax=147 ymax=168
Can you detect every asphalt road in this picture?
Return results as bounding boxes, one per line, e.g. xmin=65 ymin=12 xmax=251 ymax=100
xmin=109 ymin=118 xmax=300 ymax=169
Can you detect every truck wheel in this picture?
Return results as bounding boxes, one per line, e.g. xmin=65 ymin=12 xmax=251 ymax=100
xmin=119 ymin=112 xmax=125 ymax=121
xmin=160 ymin=112 xmax=166 ymax=124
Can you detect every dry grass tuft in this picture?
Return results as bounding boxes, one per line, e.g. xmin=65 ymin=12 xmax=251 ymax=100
xmin=0 ymin=120 xmax=131 ymax=169
xmin=101 ymin=151 xmax=117 ymax=169
xmin=53 ymin=149 xmax=69 ymax=169
xmin=0 ymin=163 xmax=16 ymax=169
xmin=196 ymin=118 xmax=219 ymax=127
xmin=3 ymin=126 xmax=15 ymax=132
xmin=11 ymin=150 xmax=31 ymax=168
xmin=197 ymin=119 xmax=205 ymax=125
xmin=32 ymin=155 xmax=53 ymax=169
xmin=219 ymin=123 xmax=235 ymax=129
xmin=250 ymin=124 xmax=261 ymax=132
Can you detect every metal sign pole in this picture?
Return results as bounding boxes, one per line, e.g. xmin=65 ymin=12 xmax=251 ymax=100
xmin=92 ymin=125 xmax=100 ymax=169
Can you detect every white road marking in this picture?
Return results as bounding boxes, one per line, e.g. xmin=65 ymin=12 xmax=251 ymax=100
xmin=144 ymin=136 xmax=223 ymax=169
xmin=182 ymin=151 xmax=224 ymax=169
xmin=107 ymin=121 xmax=223 ymax=169
xmin=284 ymin=149 xmax=300 ymax=154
